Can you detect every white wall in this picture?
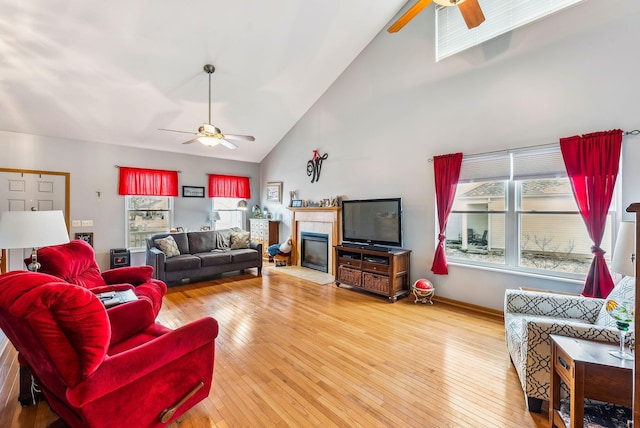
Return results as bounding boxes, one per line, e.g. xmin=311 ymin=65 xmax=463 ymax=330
xmin=0 ymin=130 xmax=260 ymax=269
xmin=259 ymin=1 xmax=640 ymax=310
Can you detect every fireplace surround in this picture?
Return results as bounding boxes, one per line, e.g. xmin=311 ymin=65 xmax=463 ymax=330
xmin=288 ymin=207 xmax=341 ymax=275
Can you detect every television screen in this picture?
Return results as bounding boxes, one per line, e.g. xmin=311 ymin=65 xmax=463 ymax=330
xmin=342 ymin=198 xmax=402 ymax=248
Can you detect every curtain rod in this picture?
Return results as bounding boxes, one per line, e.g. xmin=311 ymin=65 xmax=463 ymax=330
xmin=427 ymin=129 xmax=640 ymax=162
xmin=114 ymin=165 xmax=182 ymax=173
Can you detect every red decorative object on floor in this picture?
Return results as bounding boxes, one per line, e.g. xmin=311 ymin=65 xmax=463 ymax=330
xmin=412 ymin=279 xmax=435 ymax=304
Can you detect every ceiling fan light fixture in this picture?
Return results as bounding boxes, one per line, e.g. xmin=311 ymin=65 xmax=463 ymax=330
xmin=197 ymin=136 xmax=219 ymax=147
xmin=433 ymin=0 xmax=466 ymax=6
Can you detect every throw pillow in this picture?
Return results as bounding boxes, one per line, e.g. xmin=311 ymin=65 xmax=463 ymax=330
xmin=595 ymin=276 xmax=635 ymax=328
xmin=154 ymin=235 xmax=180 ymax=258
xmin=230 ymin=231 xmax=251 ymax=250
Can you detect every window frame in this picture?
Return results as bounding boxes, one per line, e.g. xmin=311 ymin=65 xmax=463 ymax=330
xmin=443 ymin=146 xmax=620 ymax=281
xmin=125 ymin=195 xmax=174 ymax=252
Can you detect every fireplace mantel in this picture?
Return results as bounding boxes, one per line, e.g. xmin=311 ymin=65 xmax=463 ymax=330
xmin=288 ymin=207 xmax=341 ymax=275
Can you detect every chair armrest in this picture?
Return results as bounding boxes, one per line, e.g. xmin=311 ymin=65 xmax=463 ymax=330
xmin=250 ymin=241 xmax=262 ymax=254
xmin=67 ymin=317 xmax=219 ymax=407
xmin=504 ymin=289 xmax=604 ymax=323
xmin=101 ymin=266 xmax=153 ymax=286
xmin=146 ymin=247 xmax=166 ymax=281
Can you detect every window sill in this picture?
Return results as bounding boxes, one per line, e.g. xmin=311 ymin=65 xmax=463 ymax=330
xmin=446 ymin=260 xmax=584 ymax=286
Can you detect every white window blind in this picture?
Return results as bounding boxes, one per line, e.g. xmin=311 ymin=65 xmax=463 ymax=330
xmin=435 ymin=0 xmax=586 ymax=61
xmin=512 ymin=146 xmax=566 ymax=180
xmin=458 ymin=154 xmax=510 ymax=183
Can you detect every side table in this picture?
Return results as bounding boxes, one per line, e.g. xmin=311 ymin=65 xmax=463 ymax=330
xmin=550 ymin=334 xmax=633 ymax=428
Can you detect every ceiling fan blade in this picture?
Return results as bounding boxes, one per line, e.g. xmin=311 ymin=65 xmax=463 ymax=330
xmin=458 ymin=0 xmax=485 ymax=29
xmin=387 ymin=0 xmax=433 ymax=33
xmin=219 ymin=139 xmax=238 ymax=150
xmin=182 ymin=138 xmax=199 ymax=145
xmin=223 ymin=133 xmax=255 ymax=142
xmin=159 ymin=128 xmax=198 ymax=135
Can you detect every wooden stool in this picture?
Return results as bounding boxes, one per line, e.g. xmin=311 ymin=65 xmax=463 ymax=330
xmin=273 ymin=253 xmax=291 ymax=267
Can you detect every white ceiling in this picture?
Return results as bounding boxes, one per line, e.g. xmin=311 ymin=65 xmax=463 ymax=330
xmin=0 ymin=1 xmax=409 ymax=163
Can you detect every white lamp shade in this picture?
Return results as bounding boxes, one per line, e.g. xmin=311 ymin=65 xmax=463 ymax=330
xmin=0 ymin=210 xmax=70 ymax=249
xmin=211 ymin=211 xmax=221 ymax=221
xmin=611 ymin=221 xmax=635 ymax=277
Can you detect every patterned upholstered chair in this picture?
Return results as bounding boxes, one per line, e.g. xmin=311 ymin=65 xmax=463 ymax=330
xmin=504 ymin=276 xmax=634 ymax=412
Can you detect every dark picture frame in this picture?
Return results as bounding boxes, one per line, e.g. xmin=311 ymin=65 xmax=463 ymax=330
xmin=75 ymin=232 xmax=94 ymax=248
xmin=182 ymin=186 xmax=205 ymax=198
xmin=291 ymin=199 xmax=303 ymax=207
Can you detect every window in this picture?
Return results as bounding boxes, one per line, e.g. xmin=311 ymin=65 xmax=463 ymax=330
xmin=444 ymin=146 xmax=617 ymax=279
xmin=211 ymin=198 xmax=245 ymax=230
xmin=435 ymin=0 xmax=586 ymax=61
xmin=126 ymin=196 xmax=173 ymax=250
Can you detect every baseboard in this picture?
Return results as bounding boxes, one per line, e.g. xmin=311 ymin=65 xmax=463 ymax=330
xmin=432 ymin=295 xmax=503 ymax=321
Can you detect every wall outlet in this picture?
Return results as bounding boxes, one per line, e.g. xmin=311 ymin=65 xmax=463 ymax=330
xmin=71 ymin=220 xmax=81 ymax=227
xmin=81 ymin=220 xmax=93 ymax=227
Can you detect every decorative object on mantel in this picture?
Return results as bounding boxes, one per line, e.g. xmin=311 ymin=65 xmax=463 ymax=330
xmin=307 ymin=149 xmax=328 ymax=183
xmin=289 ymin=190 xmax=298 ymax=206
xmin=291 ymin=199 xmax=303 ymax=208
xmin=266 ymin=182 xmax=282 ymax=203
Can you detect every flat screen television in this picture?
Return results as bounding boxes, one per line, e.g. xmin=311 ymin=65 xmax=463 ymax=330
xmin=341 ymin=198 xmax=403 ymax=249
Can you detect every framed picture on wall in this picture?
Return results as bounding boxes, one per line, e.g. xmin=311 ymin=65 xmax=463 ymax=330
xmin=266 ymin=182 xmax=282 ymax=203
xmin=291 ymin=199 xmax=303 ymax=207
xmin=75 ymin=232 xmax=94 ymax=248
xmin=182 ymin=186 xmax=205 ymax=198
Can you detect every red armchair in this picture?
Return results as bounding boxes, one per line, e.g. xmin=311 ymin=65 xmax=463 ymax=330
xmin=29 ymin=239 xmax=167 ymax=317
xmin=0 ymin=270 xmax=218 ymax=428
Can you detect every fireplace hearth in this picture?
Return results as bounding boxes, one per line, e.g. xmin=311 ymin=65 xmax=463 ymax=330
xmin=301 ymin=232 xmax=329 ymax=273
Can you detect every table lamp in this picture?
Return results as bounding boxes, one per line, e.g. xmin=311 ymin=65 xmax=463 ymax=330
xmin=611 ymin=221 xmax=635 ymax=277
xmin=607 ymin=221 xmax=636 ymax=360
xmin=211 ymin=211 xmax=221 ymax=230
xmin=0 ymin=210 xmax=70 ymax=271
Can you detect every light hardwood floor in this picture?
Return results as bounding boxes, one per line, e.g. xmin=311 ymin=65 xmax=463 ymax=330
xmin=0 ymin=267 xmax=549 ymax=427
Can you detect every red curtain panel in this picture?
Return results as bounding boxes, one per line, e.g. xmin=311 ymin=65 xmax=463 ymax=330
xmin=431 ymin=152 xmax=463 ymax=275
xmin=118 ymin=167 xmax=179 ymax=196
xmin=208 ymin=174 xmax=251 ymax=198
xmin=560 ymin=129 xmax=623 ymax=298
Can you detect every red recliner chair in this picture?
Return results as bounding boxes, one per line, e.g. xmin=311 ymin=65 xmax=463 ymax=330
xmin=0 ymin=270 xmax=218 ymax=428
xmin=29 ymin=239 xmax=167 ymax=317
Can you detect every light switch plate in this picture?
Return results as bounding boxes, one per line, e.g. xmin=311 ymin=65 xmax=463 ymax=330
xmin=71 ymin=220 xmax=81 ymax=227
xmin=81 ymin=220 xmax=93 ymax=227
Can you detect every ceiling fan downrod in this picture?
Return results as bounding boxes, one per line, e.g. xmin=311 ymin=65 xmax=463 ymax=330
xmin=203 ymin=64 xmax=215 ymax=125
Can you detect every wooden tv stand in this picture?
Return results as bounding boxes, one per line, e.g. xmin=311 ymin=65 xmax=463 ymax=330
xmin=334 ymin=244 xmax=411 ymax=302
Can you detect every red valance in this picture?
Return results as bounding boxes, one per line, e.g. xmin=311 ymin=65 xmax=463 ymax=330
xmin=118 ymin=167 xmax=179 ymax=196
xmin=208 ymin=174 xmax=251 ymax=198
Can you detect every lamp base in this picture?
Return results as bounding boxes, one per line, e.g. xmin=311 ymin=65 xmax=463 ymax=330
xmin=27 ymin=248 xmax=40 ymax=272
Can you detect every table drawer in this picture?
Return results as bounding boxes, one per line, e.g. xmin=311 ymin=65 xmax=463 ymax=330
xmin=553 ymin=343 xmax=574 ymax=383
xmin=362 ymin=261 xmax=389 ymax=274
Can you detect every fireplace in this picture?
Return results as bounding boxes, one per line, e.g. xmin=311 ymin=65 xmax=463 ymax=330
xmin=300 ymin=232 xmax=329 ymax=273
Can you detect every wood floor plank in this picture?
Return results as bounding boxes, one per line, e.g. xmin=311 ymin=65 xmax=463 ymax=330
xmin=0 ymin=267 xmax=548 ymax=427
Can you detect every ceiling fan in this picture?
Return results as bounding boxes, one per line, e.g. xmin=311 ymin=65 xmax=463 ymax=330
xmin=159 ymin=64 xmax=255 ymax=149
xmin=388 ymin=0 xmax=485 ymax=33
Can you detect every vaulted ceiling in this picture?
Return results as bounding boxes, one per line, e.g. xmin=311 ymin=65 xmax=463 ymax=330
xmin=0 ymin=1 xmax=409 ymax=163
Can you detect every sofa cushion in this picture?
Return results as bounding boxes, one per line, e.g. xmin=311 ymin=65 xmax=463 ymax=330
xmin=164 ymin=254 xmax=201 ymax=272
xmin=188 ymin=231 xmax=218 ymax=254
xmin=154 ymin=235 xmax=180 ymax=258
xmin=198 ymin=252 xmax=233 ymax=267
xmin=231 ymin=248 xmax=258 ymax=263
xmin=595 ymin=276 xmax=635 ymax=328
xmin=230 ymin=231 xmax=251 ymax=249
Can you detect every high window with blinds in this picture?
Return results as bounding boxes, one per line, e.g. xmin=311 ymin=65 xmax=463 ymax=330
xmin=444 ymin=145 xmax=617 ymax=279
xmin=435 ymin=0 xmax=586 ymax=61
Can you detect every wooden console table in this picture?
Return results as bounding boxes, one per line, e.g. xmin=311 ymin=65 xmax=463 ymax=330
xmin=550 ymin=334 xmax=633 ymax=428
xmin=334 ymin=245 xmax=411 ymax=302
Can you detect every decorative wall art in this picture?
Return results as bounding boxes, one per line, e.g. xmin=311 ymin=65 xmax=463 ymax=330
xmin=307 ymin=149 xmax=328 ymax=183
xmin=182 ymin=186 xmax=205 ymax=198
xmin=266 ymin=182 xmax=283 ymax=203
